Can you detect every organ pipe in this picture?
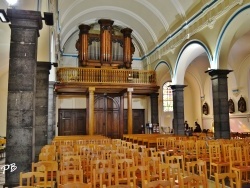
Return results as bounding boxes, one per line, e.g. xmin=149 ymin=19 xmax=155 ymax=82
xmin=98 ymin=19 xmax=114 ymax=64
xmin=76 ymin=24 xmax=90 ymax=66
xmin=121 ymin=28 xmax=133 ymax=69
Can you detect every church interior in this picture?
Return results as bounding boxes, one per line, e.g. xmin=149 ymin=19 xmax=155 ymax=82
xmin=0 ymin=0 xmax=250 ymax=187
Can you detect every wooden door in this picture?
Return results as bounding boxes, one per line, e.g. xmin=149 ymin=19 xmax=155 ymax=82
xmin=94 ymin=95 xmax=120 ymax=138
xmin=58 ymin=109 xmax=86 ymax=136
xmin=124 ymin=109 xmax=145 ymax=134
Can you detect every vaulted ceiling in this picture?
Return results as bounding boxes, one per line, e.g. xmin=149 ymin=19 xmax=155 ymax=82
xmin=0 ymin=0 xmax=212 ymax=76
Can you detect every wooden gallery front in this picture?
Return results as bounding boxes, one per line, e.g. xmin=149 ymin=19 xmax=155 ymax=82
xmin=55 ymin=19 xmax=160 ymax=139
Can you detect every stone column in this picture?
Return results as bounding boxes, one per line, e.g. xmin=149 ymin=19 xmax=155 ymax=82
xmin=35 ymin=62 xmax=51 ymax=161
xmin=206 ymin=69 xmax=232 ymax=139
xmin=48 ymin=81 xmax=56 ymax=144
xmin=170 ymin=85 xmax=186 ymax=136
xmin=5 ymin=9 xmax=43 ymax=187
xmin=127 ymin=88 xmax=133 ymax=134
xmin=88 ymin=87 xmax=95 ymax=135
xmin=150 ymin=93 xmax=159 ymax=125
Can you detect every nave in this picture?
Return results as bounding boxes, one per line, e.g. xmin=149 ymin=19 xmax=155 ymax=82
xmin=3 ymin=134 xmax=250 ymax=188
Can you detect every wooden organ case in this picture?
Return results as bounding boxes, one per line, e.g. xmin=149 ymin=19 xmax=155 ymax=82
xmin=75 ymin=19 xmax=135 ymax=69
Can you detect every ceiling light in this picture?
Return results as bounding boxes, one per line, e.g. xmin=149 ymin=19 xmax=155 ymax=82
xmin=0 ymin=9 xmax=9 ymax=23
xmin=6 ymin=0 xmax=18 ymax=6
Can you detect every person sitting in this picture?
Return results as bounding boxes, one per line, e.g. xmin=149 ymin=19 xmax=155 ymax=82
xmin=194 ymin=122 xmax=202 ymax=133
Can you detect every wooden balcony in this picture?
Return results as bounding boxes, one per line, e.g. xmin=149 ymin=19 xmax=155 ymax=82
xmin=55 ymin=67 xmax=159 ymax=95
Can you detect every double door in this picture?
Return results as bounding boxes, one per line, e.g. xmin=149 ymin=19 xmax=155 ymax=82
xmin=94 ymin=95 xmax=121 ymax=138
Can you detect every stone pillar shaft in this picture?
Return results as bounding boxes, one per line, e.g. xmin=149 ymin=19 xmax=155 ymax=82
xmin=150 ymin=93 xmax=159 ymax=125
xmin=170 ymin=85 xmax=186 ymax=136
xmin=5 ymin=9 xmax=43 ymax=187
xmin=127 ymin=88 xmax=133 ymax=134
xmin=206 ymin=69 xmax=232 ymax=139
xmin=48 ymin=81 xmax=56 ymax=144
xmin=35 ymin=62 xmax=51 ymax=161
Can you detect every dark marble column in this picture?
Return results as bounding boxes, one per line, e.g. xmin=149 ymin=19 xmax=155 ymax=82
xmin=35 ymin=62 xmax=51 ymax=161
xmin=48 ymin=81 xmax=56 ymax=144
xmin=170 ymin=85 xmax=186 ymax=136
xmin=5 ymin=9 xmax=43 ymax=187
xmin=206 ymin=69 xmax=232 ymax=139
xmin=150 ymin=93 xmax=159 ymax=125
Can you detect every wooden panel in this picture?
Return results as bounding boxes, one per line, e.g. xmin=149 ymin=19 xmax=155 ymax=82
xmin=124 ymin=109 xmax=145 ymax=134
xmin=94 ymin=110 xmax=105 ymax=135
xmin=58 ymin=109 xmax=86 ymax=136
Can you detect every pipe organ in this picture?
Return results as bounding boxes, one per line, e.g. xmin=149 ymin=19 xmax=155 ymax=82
xmin=76 ymin=19 xmax=134 ymax=69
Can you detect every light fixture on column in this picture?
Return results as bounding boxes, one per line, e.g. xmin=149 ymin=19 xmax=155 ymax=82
xmin=0 ymin=9 xmax=9 ymax=23
xmin=232 ymin=89 xmax=240 ymax=97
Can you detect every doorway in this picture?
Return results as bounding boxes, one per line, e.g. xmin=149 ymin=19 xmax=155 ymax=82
xmin=94 ymin=95 xmax=121 ymax=138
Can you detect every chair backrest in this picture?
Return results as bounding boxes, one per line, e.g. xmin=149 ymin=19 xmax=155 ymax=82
xmin=93 ymin=167 xmax=115 ymax=187
xmin=115 ymin=158 xmax=134 ymax=185
xmin=214 ymin=172 xmax=239 ymax=188
xmin=229 ymin=146 xmax=243 ymax=170
xmin=58 ymin=182 xmax=91 ymax=188
xmin=145 ymin=179 xmax=174 ymax=188
xmin=32 ymin=161 xmax=58 ymax=182
xmin=179 ymin=174 xmax=206 ymax=188
xmin=57 ymin=169 xmax=83 ymax=185
xmin=165 ymin=155 xmax=185 ymax=173
xmin=209 ymin=143 xmax=222 ymax=163
xmin=20 ymin=171 xmax=47 ymax=187
xmin=127 ymin=165 xmax=150 ymax=188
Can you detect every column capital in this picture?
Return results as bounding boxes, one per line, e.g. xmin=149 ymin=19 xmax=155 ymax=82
xmin=127 ymin=88 xmax=134 ymax=92
xmin=170 ymin=85 xmax=187 ymax=91
xmin=205 ymin=69 xmax=233 ymax=77
xmin=37 ymin=61 xmax=52 ymax=71
xmin=7 ymin=9 xmax=43 ymax=30
xmin=88 ymin=87 xmax=95 ymax=92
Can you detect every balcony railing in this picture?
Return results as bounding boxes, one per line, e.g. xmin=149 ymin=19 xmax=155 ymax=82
xmin=57 ymin=67 xmax=156 ymax=84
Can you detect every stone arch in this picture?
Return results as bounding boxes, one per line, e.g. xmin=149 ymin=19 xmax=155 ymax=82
xmin=173 ymin=40 xmax=213 ymax=85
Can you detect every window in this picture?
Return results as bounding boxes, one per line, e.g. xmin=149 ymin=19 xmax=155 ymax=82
xmin=163 ymin=82 xmax=173 ymax=112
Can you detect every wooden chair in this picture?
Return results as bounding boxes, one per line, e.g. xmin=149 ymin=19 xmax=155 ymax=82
xmin=143 ymin=156 xmax=161 ymax=181
xmin=209 ymin=143 xmax=229 ymax=179
xmin=156 ymin=137 xmax=166 ymax=151
xmin=214 ymin=172 xmax=239 ymax=188
xmin=229 ymin=146 xmax=250 ymax=187
xmin=58 ymin=182 xmax=91 ymax=188
xmin=158 ymin=163 xmax=171 ymax=181
xmin=183 ymin=140 xmax=197 ymax=164
xmin=57 ymin=169 xmax=83 ymax=186
xmin=186 ymin=159 xmax=208 ymax=188
xmin=127 ymin=165 xmax=150 ymax=188
xmin=145 ymin=179 xmax=174 ymax=188
xmin=93 ymin=167 xmax=115 ymax=187
xmin=165 ymin=155 xmax=185 ymax=174
xmin=115 ymin=158 xmax=134 ymax=185
xmin=178 ymin=174 xmax=207 ymax=188
xmin=19 ymin=171 xmax=48 ymax=187
xmin=90 ymin=159 xmax=112 ymax=183
xmin=32 ymin=161 xmax=58 ymax=186
xmin=195 ymin=140 xmax=209 ymax=163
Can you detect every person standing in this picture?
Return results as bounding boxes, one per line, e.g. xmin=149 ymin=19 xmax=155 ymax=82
xmin=184 ymin=121 xmax=189 ymax=130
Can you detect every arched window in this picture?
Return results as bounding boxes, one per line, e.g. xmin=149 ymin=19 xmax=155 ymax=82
xmin=163 ymin=81 xmax=173 ymax=112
